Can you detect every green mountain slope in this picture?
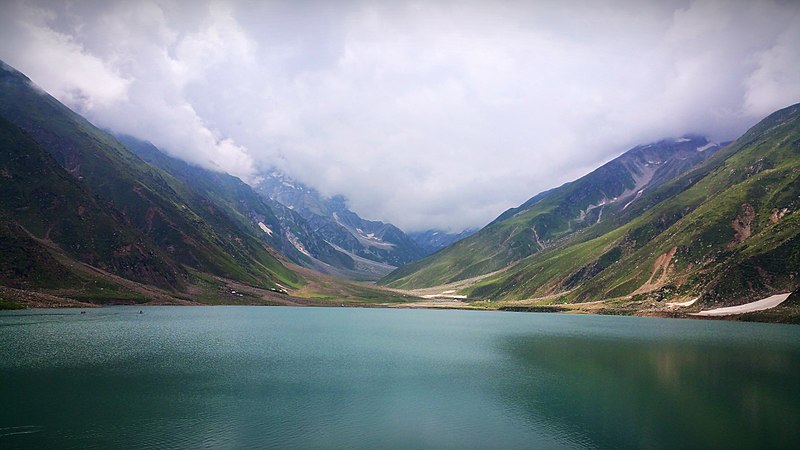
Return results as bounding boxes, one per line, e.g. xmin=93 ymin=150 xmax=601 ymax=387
xmin=0 ymin=115 xmax=181 ymax=289
xmin=392 ymin=103 xmax=800 ymax=309
xmin=383 ymin=136 xmax=721 ymax=288
xmin=0 ymin=60 xmax=298 ymax=295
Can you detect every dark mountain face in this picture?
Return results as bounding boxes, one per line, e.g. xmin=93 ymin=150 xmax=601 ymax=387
xmin=118 ymin=134 xmax=409 ymax=281
xmin=0 ymin=61 xmax=298 ymax=297
xmin=115 ymin=135 xmax=362 ymax=273
xmin=0 ymin=116 xmax=179 ymax=290
xmin=254 ymin=172 xmax=427 ymax=268
xmin=115 ymin=135 xmax=405 ymax=281
xmin=383 ymin=136 xmax=721 ymax=288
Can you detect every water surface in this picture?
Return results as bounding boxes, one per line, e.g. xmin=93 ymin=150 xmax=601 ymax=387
xmin=1 ymin=307 xmax=799 ymax=449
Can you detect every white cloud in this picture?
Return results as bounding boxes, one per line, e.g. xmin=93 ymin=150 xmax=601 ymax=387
xmin=0 ymin=2 xmax=130 ymax=112
xmin=0 ymin=0 xmax=259 ymax=182
xmin=744 ymin=24 xmax=800 ymax=117
xmin=1 ymin=0 xmax=799 ymax=230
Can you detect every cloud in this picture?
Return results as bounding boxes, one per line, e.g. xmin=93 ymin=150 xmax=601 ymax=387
xmin=0 ymin=0 xmax=259 ymax=181
xmin=1 ymin=0 xmax=799 ymax=231
xmin=0 ymin=2 xmax=130 ymax=111
xmin=744 ymin=23 xmax=800 ymax=117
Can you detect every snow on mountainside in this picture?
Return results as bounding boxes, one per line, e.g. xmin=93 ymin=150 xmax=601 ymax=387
xmin=254 ymin=171 xmax=427 ymax=268
xmin=383 ymin=135 xmax=724 ymax=288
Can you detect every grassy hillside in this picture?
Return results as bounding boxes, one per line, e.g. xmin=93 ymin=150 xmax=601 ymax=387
xmin=383 ymin=137 xmax=720 ymax=289
xmin=0 ymin=116 xmax=181 ymax=288
xmin=461 ymin=103 xmax=800 ymax=307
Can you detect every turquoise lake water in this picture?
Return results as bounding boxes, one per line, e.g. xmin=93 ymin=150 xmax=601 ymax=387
xmin=1 ymin=306 xmax=799 ymax=449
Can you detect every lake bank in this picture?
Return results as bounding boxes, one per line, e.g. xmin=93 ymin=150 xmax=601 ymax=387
xmin=3 ymin=284 xmax=799 ymax=324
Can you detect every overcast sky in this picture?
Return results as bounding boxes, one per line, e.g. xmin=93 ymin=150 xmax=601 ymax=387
xmin=1 ymin=0 xmax=799 ymax=232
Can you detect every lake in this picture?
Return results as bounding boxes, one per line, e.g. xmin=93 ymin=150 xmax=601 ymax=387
xmin=1 ymin=306 xmax=799 ymax=449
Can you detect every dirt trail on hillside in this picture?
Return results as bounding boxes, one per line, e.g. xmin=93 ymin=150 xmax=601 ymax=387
xmin=632 ymin=246 xmax=678 ymax=295
xmin=727 ymin=203 xmax=755 ymax=248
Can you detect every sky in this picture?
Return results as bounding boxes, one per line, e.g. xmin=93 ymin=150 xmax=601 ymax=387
xmin=1 ymin=0 xmax=799 ymax=232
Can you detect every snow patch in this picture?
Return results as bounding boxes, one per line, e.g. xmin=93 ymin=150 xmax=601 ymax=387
xmin=622 ymin=189 xmax=645 ymax=210
xmin=691 ymin=293 xmax=790 ymax=316
xmin=351 ymin=230 xmax=395 ymax=249
xmin=422 ymin=294 xmax=468 ymax=299
xmin=666 ymin=297 xmax=698 ymax=308
xmin=696 ymin=143 xmax=716 ymax=152
xmin=326 ymin=241 xmax=397 ymax=272
xmin=675 ymin=138 xmax=691 ymax=143
xmin=285 ymin=231 xmax=310 ymax=256
xmin=578 ymin=198 xmax=609 ymax=223
xmin=257 ymin=222 xmax=274 ymax=236
xmin=347 ymin=226 xmax=394 ymax=249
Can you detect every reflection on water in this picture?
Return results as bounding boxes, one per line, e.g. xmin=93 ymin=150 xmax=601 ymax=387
xmin=499 ymin=333 xmax=800 ymax=449
xmin=1 ymin=307 xmax=799 ymax=449
xmin=0 ymin=426 xmax=42 ymax=439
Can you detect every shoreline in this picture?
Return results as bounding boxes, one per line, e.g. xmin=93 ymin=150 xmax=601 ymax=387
xmin=0 ymin=286 xmax=800 ymax=324
xmin=3 ymin=291 xmax=798 ymax=325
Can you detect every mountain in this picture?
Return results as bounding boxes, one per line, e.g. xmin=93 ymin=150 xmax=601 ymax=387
xmin=263 ymin=198 xmax=398 ymax=280
xmin=0 ymin=60 xmax=299 ymax=302
xmin=408 ymin=229 xmax=477 ymax=255
xmin=107 ymin=140 xmax=474 ymax=281
xmin=0 ymin=60 xmax=418 ymax=308
xmin=382 ymin=135 xmax=722 ymax=288
xmin=118 ymin=134 xmax=410 ymax=281
xmin=114 ymin=135 xmax=374 ymax=275
xmin=4 ymin=57 xmax=797 ymax=316
xmin=254 ymin=171 xmax=427 ymax=269
xmin=383 ymin=103 xmax=800 ymax=312
xmin=0 ymin=115 xmax=170 ymax=291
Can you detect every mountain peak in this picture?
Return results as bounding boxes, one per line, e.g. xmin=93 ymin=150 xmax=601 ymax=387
xmin=254 ymin=169 xmax=429 ymax=272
